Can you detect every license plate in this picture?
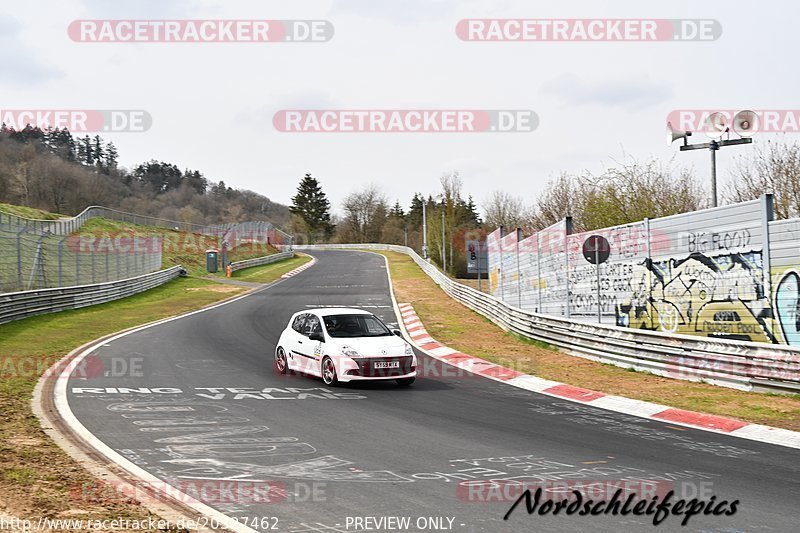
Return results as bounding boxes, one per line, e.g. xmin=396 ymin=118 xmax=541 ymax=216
xmin=374 ymin=361 xmax=400 ymax=369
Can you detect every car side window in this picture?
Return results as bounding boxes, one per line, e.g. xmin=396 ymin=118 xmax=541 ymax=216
xmin=292 ymin=314 xmax=307 ymax=333
xmin=304 ymin=315 xmax=322 ymax=337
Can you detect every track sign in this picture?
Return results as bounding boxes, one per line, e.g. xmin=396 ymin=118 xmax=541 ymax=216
xmin=582 ymin=235 xmax=610 ymax=265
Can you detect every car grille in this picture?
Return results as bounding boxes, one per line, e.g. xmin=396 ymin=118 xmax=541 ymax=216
xmin=356 ymin=356 xmax=414 ymax=377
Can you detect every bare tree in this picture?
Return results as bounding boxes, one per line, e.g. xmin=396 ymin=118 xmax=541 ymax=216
xmin=482 ymin=190 xmax=525 ymax=230
xmin=527 ymin=172 xmax=584 ymax=230
xmin=527 ymin=158 xmax=704 ymax=232
xmin=338 ymin=185 xmax=388 ymax=243
xmin=579 ymin=157 xmax=704 ymax=231
xmin=726 ymin=138 xmax=800 ymax=219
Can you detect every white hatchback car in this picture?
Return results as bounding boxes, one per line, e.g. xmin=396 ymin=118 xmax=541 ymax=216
xmin=275 ymin=308 xmax=417 ymax=386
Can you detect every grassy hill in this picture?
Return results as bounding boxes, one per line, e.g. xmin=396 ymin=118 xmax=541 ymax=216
xmin=0 ymin=203 xmax=65 ymax=220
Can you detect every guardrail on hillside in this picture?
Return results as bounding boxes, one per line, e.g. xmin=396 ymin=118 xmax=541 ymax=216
xmin=0 ymin=266 xmax=183 ymax=325
xmin=229 ymin=252 xmax=293 ymax=273
xmin=294 ymin=244 xmax=800 ymax=394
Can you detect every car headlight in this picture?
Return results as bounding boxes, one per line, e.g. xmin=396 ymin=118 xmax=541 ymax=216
xmin=405 ymin=344 xmax=414 ymax=356
xmin=341 ymin=345 xmax=361 ymax=357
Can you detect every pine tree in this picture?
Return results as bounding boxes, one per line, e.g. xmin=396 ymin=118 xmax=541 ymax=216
xmin=82 ymin=136 xmax=94 ymax=165
xmin=407 ymin=193 xmax=424 ymax=229
xmin=389 ymin=200 xmax=405 ymax=219
xmin=290 ymin=173 xmax=334 ymax=242
xmin=93 ymin=135 xmax=105 ymax=169
xmin=105 ymin=141 xmax=119 ymax=172
xmin=463 ymin=195 xmax=481 ymax=226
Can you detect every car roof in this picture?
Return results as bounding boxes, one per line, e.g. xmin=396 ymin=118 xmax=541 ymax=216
xmin=303 ymin=307 xmax=375 ymax=317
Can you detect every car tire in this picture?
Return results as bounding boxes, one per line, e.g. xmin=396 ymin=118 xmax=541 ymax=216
xmin=396 ymin=377 xmax=415 ymax=387
xmin=321 ymin=356 xmax=339 ymax=386
xmin=275 ymin=347 xmax=288 ymax=374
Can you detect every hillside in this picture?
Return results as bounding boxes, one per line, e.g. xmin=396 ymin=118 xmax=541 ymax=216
xmin=0 ymin=127 xmax=291 ymax=228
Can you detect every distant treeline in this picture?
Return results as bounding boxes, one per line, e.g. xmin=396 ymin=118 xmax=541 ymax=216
xmin=0 ymin=124 xmax=290 ymax=226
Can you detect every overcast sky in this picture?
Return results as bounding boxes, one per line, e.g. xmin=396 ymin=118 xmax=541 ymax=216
xmin=2 ymin=0 xmax=796 ymax=217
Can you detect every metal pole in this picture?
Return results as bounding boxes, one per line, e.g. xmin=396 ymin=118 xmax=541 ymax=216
xmin=404 ymin=225 xmax=408 ymax=248
xmin=58 ymin=238 xmax=63 ymax=287
xmin=477 ymin=238 xmax=482 ymax=293
xmin=499 ymin=225 xmax=505 ymax=303
xmin=564 ymin=220 xmax=571 ymax=319
xmin=442 ymin=210 xmax=446 ymax=273
xmin=536 ymin=232 xmax=542 ymax=313
xmin=516 ymin=228 xmax=522 ymax=309
xmin=16 ymin=229 xmax=23 ymax=289
xmin=422 ymin=201 xmax=428 ymax=260
xmin=710 ymin=141 xmax=719 ymax=207
xmin=596 ymin=244 xmax=602 ymax=324
xmin=644 ymin=218 xmax=653 ymax=330
xmin=761 ymin=193 xmax=775 ymax=340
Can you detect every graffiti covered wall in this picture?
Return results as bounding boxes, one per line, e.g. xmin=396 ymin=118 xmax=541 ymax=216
xmin=487 ymin=195 xmax=800 ymax=346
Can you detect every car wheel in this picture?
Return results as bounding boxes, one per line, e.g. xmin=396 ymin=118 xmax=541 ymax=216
xmin=275 ymin=347 xmax=288 ymax=374
xmin=321 ymin=356 xmax=339 ymax=386
xmin=396 ymin=377 xmax=415 ymax=387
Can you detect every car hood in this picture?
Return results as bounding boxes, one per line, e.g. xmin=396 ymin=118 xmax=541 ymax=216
xmin=334 ymin=336 xmax=409 ymax=357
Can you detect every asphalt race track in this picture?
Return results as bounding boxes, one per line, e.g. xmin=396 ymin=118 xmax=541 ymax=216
xmin=65 ymin=250 xmax=800 ymax=533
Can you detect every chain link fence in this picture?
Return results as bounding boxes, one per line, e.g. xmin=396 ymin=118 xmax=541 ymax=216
xmin=0 ymin=206 xmax=293 ymax=293
xmin=0 ymin=205 xmax=294 ymax=244
xmin=0 ymin=223 xmax=162 ymax=293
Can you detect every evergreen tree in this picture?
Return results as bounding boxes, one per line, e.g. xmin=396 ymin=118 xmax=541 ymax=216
xmin=389 ymin=200 xmax=405 ymax=219
xmin=185 ymin=169 xmax=207 ymax=194
xmin=82 ymin=135 xmax=94 ymax=165
xmin=462 ymin=195 xmax=482 ymax=226
xmin=93 ymin=135 xmax=105 ymax=169
xmin=133 ymin=160 xmax=182 ymax=193
xmin=407 ymin=193 xmax=424 ymax=229
xmin=290 ymin=173 xmax=334 ymax=242
xmin=104 ymin=141 xmax=119 ymax=172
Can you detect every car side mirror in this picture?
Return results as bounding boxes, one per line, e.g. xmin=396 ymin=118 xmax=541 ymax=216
xmin=309 ymin=331 xmax=325 ymax=342
xmin=392 ymin=329 xmax=403 ymax=337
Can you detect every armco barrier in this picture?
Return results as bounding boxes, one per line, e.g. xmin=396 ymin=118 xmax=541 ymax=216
xmin=294 ymin=244 xmax=800 ymax=394
xmin=0 ymin=266 xmax=183 ymax=325
xmin=229 ymin=252 xmax=293 ymax=273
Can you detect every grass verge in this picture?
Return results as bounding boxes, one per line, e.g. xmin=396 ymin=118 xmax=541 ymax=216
xmin=0 ymin=277 xmax=245 ymax=524
xmin=231 ymin=254 xmax=312 ymax=283
xmin=378 ymin=251 xmax=800 ymax=431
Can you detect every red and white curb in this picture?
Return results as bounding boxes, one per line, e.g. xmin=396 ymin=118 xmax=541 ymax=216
xmin=398 ymin=302 xmax=800 ymax=450
xmin=281 ymin=254 xmax=316 ymax=278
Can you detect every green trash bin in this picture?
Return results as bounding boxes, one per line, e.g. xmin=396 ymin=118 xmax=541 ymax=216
xmin=205 ymin=249 xmax=219 ymax=273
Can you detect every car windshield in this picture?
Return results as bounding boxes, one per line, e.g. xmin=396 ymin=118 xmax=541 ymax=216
xmin=323 ymin=314 xmax=393 ymax=338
